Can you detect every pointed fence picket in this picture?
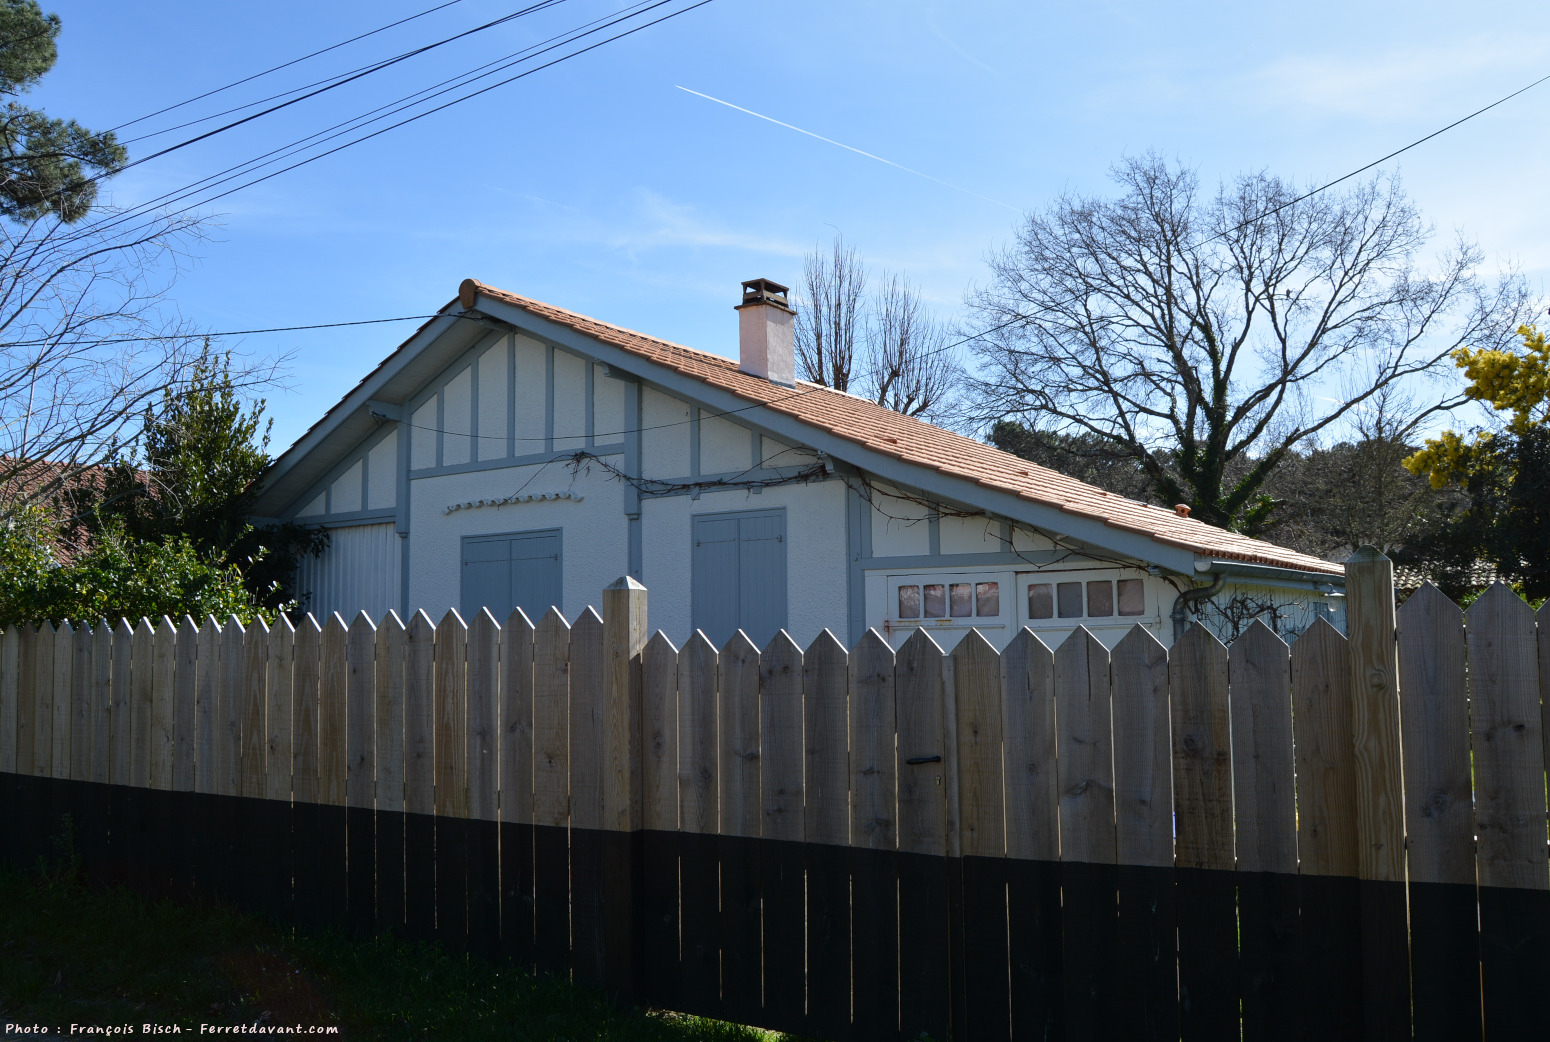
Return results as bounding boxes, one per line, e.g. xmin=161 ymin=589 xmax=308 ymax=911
xmin=2 ymin=557 xmax=1549 ymax=1042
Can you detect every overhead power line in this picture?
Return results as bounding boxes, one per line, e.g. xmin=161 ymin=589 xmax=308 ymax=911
xmin=55 ymin=0 xmax=699 ymax=251
xmin=106 ymin=0 xmax=469 ymax=135
xmin=106 ymin=1 xmax=571 ymax=179
xmin=5 ymin=314 xmax=444 ymax=349
xmin=900 ymin=66 xmax=1550 ymax=364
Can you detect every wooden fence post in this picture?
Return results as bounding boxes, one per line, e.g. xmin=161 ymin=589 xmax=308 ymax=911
xmin=1344 ymin=547 xmax=1409 ymax=1040
xmin=601 ymin=577 xmax=647 ymax=1001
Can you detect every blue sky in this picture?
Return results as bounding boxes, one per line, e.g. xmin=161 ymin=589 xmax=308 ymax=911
xmin=33 ymin=0 xmax=1550 ymax=450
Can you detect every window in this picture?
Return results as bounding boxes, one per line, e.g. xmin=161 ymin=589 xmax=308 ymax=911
xmin=461 ymin=528 xmax=562 ymax=622
xmin=889 ymin=572 xmax=1011 ymax=632
xmin=692 ymin=509 xmax=787 ymax=648
xmin=1020 ymin=571 xmax=1152 ymax=625
xmin=897 ymin=580 xmax=1001 ymax=621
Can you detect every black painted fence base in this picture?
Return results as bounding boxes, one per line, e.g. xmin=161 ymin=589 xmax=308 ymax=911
xmin=4 ymin=772 xmax=1543 ymax=1042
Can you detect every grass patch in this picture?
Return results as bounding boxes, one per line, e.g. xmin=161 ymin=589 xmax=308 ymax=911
xmin=0 ymin=863 xmax=794 ymax=1041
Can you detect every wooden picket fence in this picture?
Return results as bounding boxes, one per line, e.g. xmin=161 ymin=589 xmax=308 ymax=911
xmin=2 ymin=552 xmax=1549 ymax=1041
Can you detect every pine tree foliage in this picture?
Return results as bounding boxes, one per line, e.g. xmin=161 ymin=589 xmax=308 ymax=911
xmin=0 ymin=0 xmax=126 ymax=222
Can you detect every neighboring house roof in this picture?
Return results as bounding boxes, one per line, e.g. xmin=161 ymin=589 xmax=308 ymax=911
xmin=255 ymin=279 xmax=1343 ymax=578
xmin=1394 ymin=560 xmax=1499 ymax=594
xmin=0 ymin=457 xmax=142 ymax=564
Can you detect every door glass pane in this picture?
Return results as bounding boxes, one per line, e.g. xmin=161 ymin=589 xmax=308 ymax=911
xmin=975 ymin=582 xmax=1000 ymax=617
xmin=1057 ymin=582 xmax=1084 ymax=618
xmin=949 ymin=583 xmax=973 ymax=617
xmin=1028 ymin=583 xmax=1053 ymax=619
xmin=923 ymin=584 xmax=946 ymax=618
xmin=898 ymin=585 xmax=920 ymax=619
xmin=1087 ymin=581 xmax=1114 ymax=617
xmin=1118 ymin=578 xmax=1145 ymax=616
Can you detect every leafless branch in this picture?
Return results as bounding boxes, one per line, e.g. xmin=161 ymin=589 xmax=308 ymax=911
xmin=964 ymin=153 xmax=1534 ymax=532
xmin=0 ymin=203 xmax=278 ymax=512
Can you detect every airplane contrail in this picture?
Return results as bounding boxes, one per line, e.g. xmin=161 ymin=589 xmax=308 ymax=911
xmin=676 ymin=85 xmax=1021 ymax=213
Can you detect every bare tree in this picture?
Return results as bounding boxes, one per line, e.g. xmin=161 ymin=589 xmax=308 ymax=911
xmin=868 ymin=272 xmax=958 ymax=419
xmin=794 ymin=236 xmax=866 ymax=393
xmin=0 ymin=205 xmax=272 ymax=514
xmin=965 ymin=154 xmax=1532 ymax=534
xmin=795 ymin=235 xmax=962 ymax=419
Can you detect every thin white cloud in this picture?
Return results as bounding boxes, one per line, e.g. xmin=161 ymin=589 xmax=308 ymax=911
xmin=923 ymin=17 xmax=1007 ymax=81
xmin=611 ymin=190 xmax=809 ymax=257
xmin=1250 ymin=35 xmax=1550 ymax=121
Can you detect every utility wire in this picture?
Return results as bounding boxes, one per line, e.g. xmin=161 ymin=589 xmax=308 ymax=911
xmin=54 ymin=0 xmax=681 ymax=250
xmin=3 ymin=314 xmax=446 ymax=350
xmin=106 ymin=0 xmax=468 ymax=135
xmin=1213 ymin=68 xmax=1550 ymax=238
xmin=846 ymin=65 xmax=1550 ymax=367
xmin=104 ymin=1 xmax=570 ymax=179
xmin=58 ymin=20 xmax=1542 ymax=447
xmin=41 ymin=41 xmax=1542 ymax=440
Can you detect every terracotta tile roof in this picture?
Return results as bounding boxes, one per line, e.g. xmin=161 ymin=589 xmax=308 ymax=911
xmin=466 ymin=280 xmax=1343 ymax=577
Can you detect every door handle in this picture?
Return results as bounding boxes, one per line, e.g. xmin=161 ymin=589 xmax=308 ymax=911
xmin=905 ymin=755 xmax=942 ymax=766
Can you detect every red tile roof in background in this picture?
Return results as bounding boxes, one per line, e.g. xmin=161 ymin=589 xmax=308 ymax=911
xmin=466 ymin=280 xmax=1343 ymax=577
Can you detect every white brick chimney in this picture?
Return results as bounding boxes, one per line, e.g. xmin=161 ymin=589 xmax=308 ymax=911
xmin=736 ymin=278 xmax=795 ymax=387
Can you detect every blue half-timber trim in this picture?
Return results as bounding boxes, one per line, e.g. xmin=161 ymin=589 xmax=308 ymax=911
xmin=585 ymin=362 xmax=596 ymax=449
xmin=544 ymin=345 xmax=555 ymax=454
xmin=468 ymin=341 xmax=481 ymax=464
xmin=689 ymin=408 xmax=701 ymax=478
xmin=846 ymin=472 xmax=869 ymax=645
xmin=405 ymin=444 xmax=626 ymax=479
xmin=862 ymin=550 xmax=1068 ymax=571
xmin=396 ymin=417 xmax=411 ymax=618
xmin=435 ymin=382 xmax=445 ymax=469
xmin=301 ymin=509 xmax=398 ymax=528
xmin=633 ymin=467 xmax=836 ymax=501
xmin=622 ymin=377 xmax=642 ymax=519
xmin=506 ymin=334 xmax=517 ymax=459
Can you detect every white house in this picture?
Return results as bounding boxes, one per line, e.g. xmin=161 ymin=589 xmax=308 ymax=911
xmin=251 ymin=277 xmax=1346 ymax=651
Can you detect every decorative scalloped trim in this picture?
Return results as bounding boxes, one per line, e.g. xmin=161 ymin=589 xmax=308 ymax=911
xmin=443 ymin=490 xmax=582 ymax=515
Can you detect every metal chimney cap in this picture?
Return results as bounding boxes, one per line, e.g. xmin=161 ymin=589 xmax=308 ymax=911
xmin=738 ymin=278 xmax=793 ymax=312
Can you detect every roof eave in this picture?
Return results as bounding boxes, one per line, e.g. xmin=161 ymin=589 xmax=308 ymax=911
xmin=1196 ymin=557 xmax=1346 ymax=585
xmin=469 ymin=292 xmax=1205 ymax=575
xmin=252 ymin=309 xmax=467 ymax=515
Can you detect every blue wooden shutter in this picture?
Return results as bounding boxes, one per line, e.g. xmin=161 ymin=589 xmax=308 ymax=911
xmin=461 ymin=537 xmax=510 ymax=621
xmin=692 ymin=510 xmax=786 ymax=647
xmin=461 ymin=529 xmax=562 ymax=621
xmin=509 ymin=529 xmax=563 ymax=621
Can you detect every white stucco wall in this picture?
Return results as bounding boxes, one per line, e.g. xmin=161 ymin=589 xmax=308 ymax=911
xmin=939 ymin=513 xmax=1001 ymax=555
xmin=514 ymin=335 xmax=547 ymax=448
xmin=700 ymin=412 xmax=751 ymax=474
xmin=553 ymin=349 xmax=588 ymax=450
xmin=476 ymin=340 xmax=507 ymax=460
xmin=870 ymin=485 xmax=931 ymax=557
xmin=406 ymin=457 xmax=630 ymax=620
xmin=639 ymin=477 xmax=850 ymax=649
